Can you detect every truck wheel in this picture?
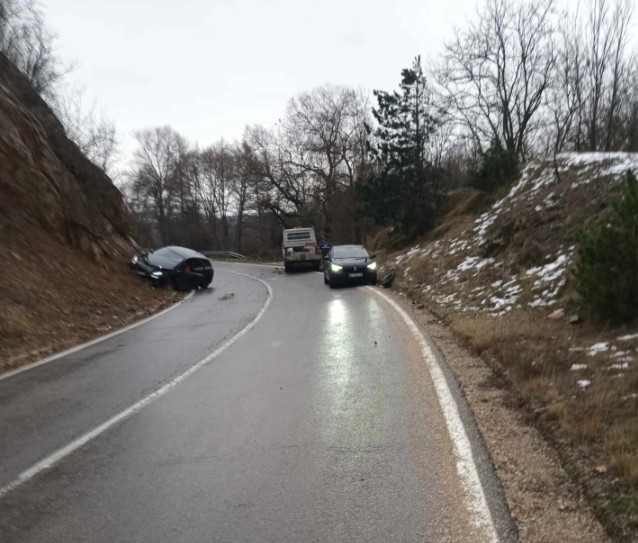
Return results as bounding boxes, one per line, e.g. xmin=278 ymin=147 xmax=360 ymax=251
xmin=284 ymin=262 xmax=292 ymax=274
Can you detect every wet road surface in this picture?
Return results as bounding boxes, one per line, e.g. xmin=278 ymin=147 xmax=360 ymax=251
xmin=0 ymin=263 xmax=516 ymax=542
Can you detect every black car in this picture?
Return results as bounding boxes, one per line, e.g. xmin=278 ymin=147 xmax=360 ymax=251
xmin=323 ymin=245 xmax=377 ymax=288
xmin=131 ymin=246 xmax=214 ymax=290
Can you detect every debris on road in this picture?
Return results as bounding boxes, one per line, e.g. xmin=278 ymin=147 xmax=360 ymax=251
xmin=382 ymin=272 xmax=395 ymax=288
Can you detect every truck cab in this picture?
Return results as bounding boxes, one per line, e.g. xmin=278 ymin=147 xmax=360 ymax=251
xmin=282 ymin=227 xmax=322 ymax=273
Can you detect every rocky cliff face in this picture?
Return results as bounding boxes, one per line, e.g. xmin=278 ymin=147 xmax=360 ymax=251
xmin=0 ymin=52 xmax=132 ymax=260
xmin=0 ymin=53 xmax=179 ymax=373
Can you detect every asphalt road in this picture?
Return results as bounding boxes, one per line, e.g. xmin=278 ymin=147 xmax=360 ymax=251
xmin=0 ymin=263 xmax=517 ymax=543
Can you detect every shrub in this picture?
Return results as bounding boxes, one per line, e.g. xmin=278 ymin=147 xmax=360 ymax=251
xmin=574 ymin=170 xmax=638 ymax=322
xmin=471 ymin=138 xmax=519 ymax=192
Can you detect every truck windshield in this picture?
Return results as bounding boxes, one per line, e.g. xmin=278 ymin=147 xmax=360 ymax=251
xmin=286 ymin=231 xmax=311 ymax=241
xmin=333 ymin=247 xmax=369 ymax=259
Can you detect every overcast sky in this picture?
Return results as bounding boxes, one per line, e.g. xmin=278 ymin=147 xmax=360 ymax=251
xmin=42 ymin=0 xmax=634 ymax=161
xmin=42 ymin=0 xmax=480 ymax=156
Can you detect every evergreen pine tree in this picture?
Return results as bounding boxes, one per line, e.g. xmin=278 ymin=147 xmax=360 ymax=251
xmin=471 ymin=137 xmax=518 ymax=192
xmin=574 ymin=171 xmax=638 ymax=321
xmin=361 ymin=56 xmax=439 ymax=239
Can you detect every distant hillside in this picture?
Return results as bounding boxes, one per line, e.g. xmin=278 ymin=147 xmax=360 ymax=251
xmin=376 ymin=153 xmax=638 ymax=541
xmin=0 ymin=53 xmax=179 ymax=372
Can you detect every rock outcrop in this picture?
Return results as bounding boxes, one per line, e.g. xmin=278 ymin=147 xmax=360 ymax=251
xmin=0 ymin=51 xmax=132 ymax=260
xmin=0 ymin=53 xmax=178 ymax=372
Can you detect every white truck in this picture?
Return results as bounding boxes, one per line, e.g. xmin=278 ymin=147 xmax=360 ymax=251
xmin=282 ymin=227 xmax=322 ymax=273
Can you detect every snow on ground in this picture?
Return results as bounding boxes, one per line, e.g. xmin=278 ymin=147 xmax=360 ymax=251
xmin=588 ymin=342 xmax=610 ymax=356
xmin=603 ymin=155 xmax=638 ymax=176
xmin=474 ymin=211 xmax=498 ymax=245
xmin=564 ymin=152 xmax=638 ymax=187
xmin=577 ymin=379 xmax=592 ymax=389
xmin=613 ymin=351 xmax=631 ymax=358
xmin=526 ymin=254 xmax=568 ymax=283
xmin=609 ymin=362 xmax=630 ymax=370
xmin=486 ymin=284 xmax=522 ymax=312
xmin=524 ymin=254 xmax=569 ymax=307
xmin=457 ymin=256 xmax=495 ymax=272
xmin=561 ymin=151 xmax=638 ymax=169
xmin=570 ymin=364 xmax=588 ymax=371
xmin=389 ymin=153 xmax=638 ymax=317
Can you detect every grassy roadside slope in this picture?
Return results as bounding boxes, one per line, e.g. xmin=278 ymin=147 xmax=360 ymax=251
xmin=374 ymin=153 xmax=638 ymax=541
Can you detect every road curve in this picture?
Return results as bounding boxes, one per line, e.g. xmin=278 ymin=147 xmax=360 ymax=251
xmin=0 ymin=263 xmax=517 ymax=543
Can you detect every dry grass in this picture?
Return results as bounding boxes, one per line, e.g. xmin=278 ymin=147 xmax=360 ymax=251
xmin=0 ymin=228 xmax=181 ymax=374
xmin=375 ymin=162 xmax=638 ymax=540
xmin=446 ymin=309 xmax=638 ymax=538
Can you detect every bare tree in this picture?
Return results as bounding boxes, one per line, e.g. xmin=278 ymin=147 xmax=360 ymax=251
xmin=284 ymin=84 xmax=371 ymax=239
xmin=209 ymin=140 xmax=233 ymax=250
xmin=0 ymin=0 xmax=70 ymax=97
xmin=436 ymin=0 xmax=557 ymax=159
xmin=52 ymin=85 xmax=120 ymax=175
xmin=621 ymin=60 xmax=638 ymax=151
xmin=129 ymin=126 xmax=185 ymax=244
xmin=602 ymin=0 xmax=632 ymax=149
xmin=553 ymin=0 xmax=634 ymax=151
xmin=546 ymin=18 xmax=582 ymax=161
xmin=585 ymin=0 xmax=614 ymax=150
xmin=171 ymin=135 xmax=193 ymax=218
xmin=232 ymin=142 xmax=254 ymax=254
xmin=341 ymin=88 xmax=373 ymax=241
xmin=243 ymin=124 xmax=309 ymax=226
xmin=194 ymin=147 xmax=220 ymax=247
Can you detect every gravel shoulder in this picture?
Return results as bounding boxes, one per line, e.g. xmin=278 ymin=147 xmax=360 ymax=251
xmin=386 ymin=290 xmax=610 ymax=543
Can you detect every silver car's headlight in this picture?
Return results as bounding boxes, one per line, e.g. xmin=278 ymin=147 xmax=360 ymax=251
xmin=151 ymin=271 xmax=163 ymax=278
xmin=132 ymin=255 xmax=138 ymax=264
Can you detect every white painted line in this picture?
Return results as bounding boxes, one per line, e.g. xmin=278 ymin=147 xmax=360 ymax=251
xmin=368 ymin=287 xmax=499 ymax=543
xmin=0 ymin=291 xmax=195 ymax=382
xmin=0 ymin=271 xmax=273 ymax=499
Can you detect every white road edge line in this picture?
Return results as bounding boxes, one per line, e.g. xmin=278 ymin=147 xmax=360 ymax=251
xmin=0 ymin=291 xmax=196 ymax=382
xmin=368 ymin=287 xmax=499 ymax=543
xmin=0 ymin=271 xmax=273 ymax=500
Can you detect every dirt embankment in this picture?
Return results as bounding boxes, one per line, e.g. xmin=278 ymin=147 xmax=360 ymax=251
xmin=0 ymin=53 xmax=179 ymax=373
xmin=375 ymin=154 xmax=638 ymax=542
